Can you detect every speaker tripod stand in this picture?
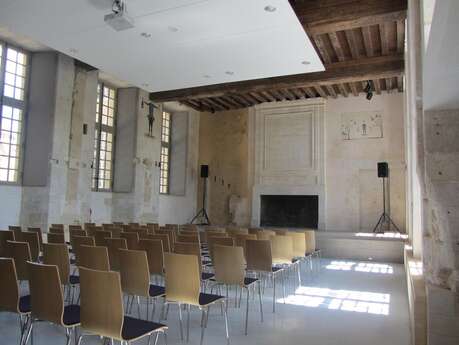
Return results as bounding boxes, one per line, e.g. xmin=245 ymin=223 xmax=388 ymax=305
xmin=190 ymin=176 xmax=210 ymax=225
xmin=373 ymin=176 xmax=400 ymax=233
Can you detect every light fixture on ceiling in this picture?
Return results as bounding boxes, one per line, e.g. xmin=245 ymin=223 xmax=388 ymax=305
xmin=140 ymin=32 xmax=151 ymax=38
xmin=264 ymin=5 xmax=277 ymax=12
xmin=364 ymin=80 xmax=374 ymax=100
xmin=168 ymin=26 xmax=179 ymax=33
xmin=142 ymin=83 xmax=149 ymax=88
xmin=69 ymin=48 xmax=78 ymax=54
xmin=203 ymin=74 xmax=211 ymax=79
xmin=104 ymin=0 xmax=135 ymax=31
xmin=302 ymin=60 xmax=310 ymax=65
xmin=225 ymin=71 xmax=234 ymax=75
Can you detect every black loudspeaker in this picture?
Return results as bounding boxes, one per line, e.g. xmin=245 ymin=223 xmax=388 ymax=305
xmin=200 ymin=165 xmax=209 ymax=178
xmin=377 ymin=162 xmax=388 ymax=178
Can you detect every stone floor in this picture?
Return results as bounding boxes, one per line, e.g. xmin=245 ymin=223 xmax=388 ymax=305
xmin=0 ymin=259 xmax=411 ymax=345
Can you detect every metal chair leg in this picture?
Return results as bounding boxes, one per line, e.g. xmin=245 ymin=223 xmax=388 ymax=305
xmin=178 ymin=303 xmax=184 ymax=341
xmin=258 ymin=280 xmax=264 ymax=322
xmin=186 ymin=304 xmax=190 ymax=342
xmin=244 ymin=287 xmax=250 ymax=335
xmin=223 ymin=301 xmax=229 ymax=345
xmin=199 ymin=308 xmax=207 ymax=345
xmin=272 ymin=273 xmax=276 ymax=313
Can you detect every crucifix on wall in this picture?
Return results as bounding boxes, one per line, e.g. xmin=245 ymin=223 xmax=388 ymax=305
xmin=141 ymin=98 xmax=158 ymax=136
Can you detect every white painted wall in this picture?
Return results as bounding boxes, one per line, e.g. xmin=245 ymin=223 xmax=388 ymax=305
xmin=325 ymin=92 xmax=406 ymax=232
xmin=0 ymin=185 xmax=22 ymax=228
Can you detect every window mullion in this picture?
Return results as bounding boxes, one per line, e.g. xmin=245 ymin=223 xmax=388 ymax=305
xmin=94 ymin=84 xmax=104 ymax=191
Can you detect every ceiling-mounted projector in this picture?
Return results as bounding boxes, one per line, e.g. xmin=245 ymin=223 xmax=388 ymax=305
xmin=104 ymin=0 xmax=134 ymax=31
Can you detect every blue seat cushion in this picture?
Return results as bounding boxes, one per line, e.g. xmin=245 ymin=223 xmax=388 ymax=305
xmin=244 ymin=277 xmax=258 ymax=286
xmin=122 ymin=316 xmax=166 ymax=341
xmin=149 ymin=285 xmax=165 ymax=298
xmin=63 ymin=305 xmax=80 ymax=326
xmin=69 ymin=275 xmax=80 ymax=285
xmin=201 ymin=272 xmax=214 ymax=281
xmin=199 ymin=293 xmax=223 ymax=306
xmin=19 ymin=295 xmax=31 ymax=313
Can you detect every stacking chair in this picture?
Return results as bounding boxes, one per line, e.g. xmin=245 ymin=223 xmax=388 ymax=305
xmin=174 ymin=242 xmax=214 ymax=282
xmin=119 ymin=249 xmax=166 ymax=321
xmin=72 ymin=236 xmax=95 ymax=267
xmin=94 ymin=230 xmax=112 ymax=247
xmin=207 ymin=237 xmax=234 ymax=263
xmin=27 ymin=228 xmax=43 ymax=251
xmin=78 ymin=266 xmax=167 ymax=345
xmin=47 ymin=232 xmax=66 ymax=244
xmin=145 ymin=234 xmax=170 ymax=253
xmin=156 ymin=230 xmax=176 ymax=251
xmin=227 ymin=228 xmax=249 ymax=237
xmin=205 ymin=231 xmax=228 ymax=243
xmin=110 ymin=227 xmax=122 ymax=239
xmin=9 ymin=225 xmax=22 ymax=240
xmin=25 ymin=262 xmax=80 ymax=345
xmin=246 ymin=239 xmax=285 ymax=312
xmin=83 ymin=222 xmax=95 ymax=230
xmin=49 ymin=227 xmax=65 ymax=235
xmin=7 ymin=240 xmax=32 ymax=281
xmin=130 ymin=228 xmax=149 ymax=239
xmin=85 ymin=226 xmax=102 ymax=238
xmin=106 ymin=238 xmax=128 ymax=271
xmin=78 ymin=245 xmax=110 ymax=271
xmin=234 ymin=234 xmax=257 ymax=258
xmin=20 ymin=232 xmax=40 ymax=262
xmin=139 ymin=239 xmax=164 ymax=281
xmin=51 ymin=224 xmax=65 ymax=230
xmin=69 ymin=229 xmax=87 ymax=252
xmin=271 ymin=236 xmax=294 ymax=289
xmin=176 ymin=234 xmax=199 ymax=244
xmin=213 ymin=245 xmax=263 ymax=335
xmin=42 ymin=243 xmax=80 ymax=295
xmin=286 ymin=231 xmax=307 ymax=284
xmin=0 ymin=230 xmax=15 ymax=257
xmin=0 ymin=258 xmax=31 ymax=344
xmin=275 ymin=229 xmax=289 ymax=235
xmin=163 ymin=253 xmax=229 ymax=344
xmin=68 ymin=225 xmax=83 ymax=231
xmin=121 ymin=232 xmax=139 ymax=250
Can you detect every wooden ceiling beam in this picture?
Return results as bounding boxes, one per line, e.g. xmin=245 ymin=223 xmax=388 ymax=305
xmin=348 ymin=82 xmax=359 ymax=96
xmin=150 ymin=54 xmax=404 ymax=102
xmin=313 ymin=85 xmax=328 ymax=98
xmin=292 ymin=0 xmax=407 ymax=36
xmin=373 ymin=79 xmax=382 ymax=94
xmin=337 ymin=83 xmax=349 ymax=97
xmin=325 ymin=85 xmax=338 ymax=98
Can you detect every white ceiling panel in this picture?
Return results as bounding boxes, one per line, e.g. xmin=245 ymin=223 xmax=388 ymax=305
xmin=0 ymin=0 xmax=324 ymax=92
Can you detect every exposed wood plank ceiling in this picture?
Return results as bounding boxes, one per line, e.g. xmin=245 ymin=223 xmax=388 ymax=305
xmin=150 ymin=0 xmax=407 ymax=112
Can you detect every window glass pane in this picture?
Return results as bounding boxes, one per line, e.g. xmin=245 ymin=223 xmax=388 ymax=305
xmin=0 ymin=103 xmax=23 ymax=183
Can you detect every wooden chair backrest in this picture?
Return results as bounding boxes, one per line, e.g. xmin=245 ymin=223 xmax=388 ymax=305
xmin=208 ymin=236 xmax=234 ymax=261
xmin=156 ymin=230 xmax=175 ymax=250
xmin=164 ymin=253 xmax=200 ymax=306
xmin=262 ymin=230 xmax=276 ymax=237
xmin=271 ymin=235 xmax=294 ymax=264
xmin=79 ymin=267 xmax=123 ymax=340
xmin=139 ymin=239 xmax=164 ymax=276
xmin=84 ymin=223 xmax=95 ymax=230
xmin=246 ymin=239 xmax=272 ymax=272
xmin=176 ymin=234 xmax=199 ymax=244
xmin=86 ymin=226 xmax=102 ymax=238
xmin=173 ymin=242 xmax=202 ymax=274
xmin=213 ymin=245 xmax=245 ymax=286
xmin=109 ymin=227 xmax=122 ymax=239
xmin=303 ymin=230 xmax=316 ymax=253
xmin=146 ymin=223 xmax=159 ymax=233
xmin=0 ymin=258 xmax=20 ymax=312
xmin=118 ymin=249 xmax=150 ymax=297
xmin=286 ymin=232 xmax=306 ymax=257
xmin=132 ymin=228 xmax=149 ymax=239
xmin=27 ymin=262 xmax=64 ymax=325
xmin=69 ymin=225 xmax=83 ymax=231
xmin=49 ymin=227 xmax=64 ymax=235
xmin=7 ymin=240 xmax=31 ymax=280
xmin=8 ymin=226 xmax=22 ymax=240
xmin=79 ymin=245 xmax=110 ymax=271
xmin=47 ymin=232 xmax=65 ymax=244
xmin=120 ymin=232 xmax=139 ymax=250
xmin=227 ymin=228 xmax=249 ymax=237
xmin=0 ymin=230 xmax=15 ymax=257
xmin=21 ymin=231 xmax=40 ymax=262
xmin=256 ymin=232 xmax=274 ymax=241
xmin=27 ymin=228 xmax=43 ymax=249
xmin=234 ymin=234 xmax=257 ymax=257
xmin=72 ymin=235 xmax=95 ymax=266
xmin=42 ymin=243 xmax=70 ymax=285
xmin=205 ymin=231 xmax=228 ymax=243
xmin=106 ymin=238 xmax=127 ymax=271
xmin=275 ymin=229 xmax=289 ymax=235
xmin=145 ymin=234 xmax=170 ymax=253
xmin=70 ymin=229 xmax=86 ymax=238
xmin=94 ymin=230 xmax=112 ymax=247
xmin=51 ymin=224 xmax=64 ymax=229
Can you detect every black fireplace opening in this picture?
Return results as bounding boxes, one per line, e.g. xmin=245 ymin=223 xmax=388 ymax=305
xmin=260 ymin=195 xmax=318 ymax=228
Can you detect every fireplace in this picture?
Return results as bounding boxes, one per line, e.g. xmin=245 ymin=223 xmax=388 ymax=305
xmin=260 ymin=195 xmax=318 ymax=228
